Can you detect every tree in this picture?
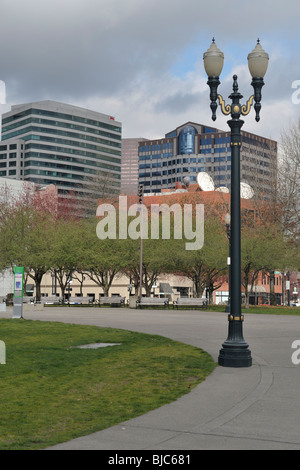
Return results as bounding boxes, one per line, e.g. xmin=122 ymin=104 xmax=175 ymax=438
xmin=80 ymin=170 xmax=120 ymax=216
xmin=241 ymin=224 xmax=272 ymax=308
xmin=241 ymin=222 xmax=291 ymax=307
xmin=49 ymin=217 xmax=85 ymax=300
xmin=22 ymin=209 xmax=55 ymax=301
xmin=260 ymin=225 xmax=294 ymax=305
xmin=178 ymin=217 xmax=227 ymax=300
xmin=79 ymin=217 xmax=128 ymax=297
xmin=0 ymin=185 xmax=55 ymax=301
xmin=279 ymin=121 xmax=300 ymax=239
xmin=123 ymin=236 xmax=182 ymax=297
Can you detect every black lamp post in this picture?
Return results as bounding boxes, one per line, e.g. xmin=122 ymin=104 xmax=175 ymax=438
xmin=224 ymin=212 xmax=231 ymax=314
xmin=138 ymin=184 xmax=144 ymax=301
xmin=203 ymin=39 xmax=269 ymax=367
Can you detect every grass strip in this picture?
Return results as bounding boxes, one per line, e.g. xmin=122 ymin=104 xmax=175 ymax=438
xmin=205 ymin=305 xmax=300 ymax=315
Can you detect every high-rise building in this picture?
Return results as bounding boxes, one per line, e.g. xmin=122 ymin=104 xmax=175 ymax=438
xmin=0 ymin=100 xmax=122 ymax=203
xmin=121 ymin=137 xmax=148 ymax=195
xmin=138 ymin=122 xmax=277 ymax=197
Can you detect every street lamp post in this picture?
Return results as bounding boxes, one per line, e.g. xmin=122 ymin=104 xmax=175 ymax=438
xmin=224 ymin=212 xmax=231 ymax=314
xmin=138 ymin=184 xmax=144 ymax=301
xmin=203 ymin=39 xmax=269 ymax=367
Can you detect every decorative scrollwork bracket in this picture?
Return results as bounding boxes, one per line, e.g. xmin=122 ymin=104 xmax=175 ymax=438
xmin=241 ymin=95 xmax=254 ymax=116
xmin=217 ymin=95 xmax=231 ymax=115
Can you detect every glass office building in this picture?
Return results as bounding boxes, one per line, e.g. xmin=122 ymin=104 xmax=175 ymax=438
xmin=138 ymin=122 xmax=277 ymax=197
xmin=0 ymin=100 xmax=122 ymax=201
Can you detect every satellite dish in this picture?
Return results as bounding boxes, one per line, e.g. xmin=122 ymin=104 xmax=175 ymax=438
xmin=216 ymin=186 xmax=229 ymax=193
xmin=197 ymin=172 xmax=215 ymax=191
xmin=240 ymin=182 xmax=254 ymax=199
xmin=182 ymin=176 xmax=190 ymax=188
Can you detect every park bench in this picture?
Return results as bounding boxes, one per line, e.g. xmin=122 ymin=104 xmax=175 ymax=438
xmin=173 ymin=297 xmax=208 ymax=309
xmin=67 ymin=296 xmax=93 ymax=305
xmin=0 ymin=297 xmax=6 ymax=311
xmin=98 ymin=296 xmax=125 ymax=307
xmin=42 ymin=296 xmax=63 ymax=305
xmin=136 ymin=297 xmax=169 ymax=309
xmin=22 ymin=296 xmax=35 ymax=304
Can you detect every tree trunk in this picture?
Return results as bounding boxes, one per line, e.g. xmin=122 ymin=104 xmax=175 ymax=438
xmin=35 ymin=280 xmax=41 ymax=302
xmin=28 ymin=270 xmax=45 ymax=302
xmin=269 ymin=270 xmax=276 ymax=305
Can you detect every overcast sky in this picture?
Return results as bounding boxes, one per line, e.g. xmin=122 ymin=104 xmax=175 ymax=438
xmin=1 ymin=0 xmax=300 ymax=143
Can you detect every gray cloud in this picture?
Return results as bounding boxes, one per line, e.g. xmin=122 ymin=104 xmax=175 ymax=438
xmin=154 ymin=91 xmax=202 ymax=114
xmin=1 ymin=0 xmax=300 ymax=141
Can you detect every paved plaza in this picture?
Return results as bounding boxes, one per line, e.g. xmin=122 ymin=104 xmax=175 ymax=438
xmin=2 ymin=306 xmax=300 ymax=450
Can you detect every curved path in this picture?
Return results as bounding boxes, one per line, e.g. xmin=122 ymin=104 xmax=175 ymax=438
xmin=3 ymin=307 xmax=300 ymax=450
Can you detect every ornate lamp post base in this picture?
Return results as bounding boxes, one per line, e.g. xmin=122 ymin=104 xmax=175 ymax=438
xmin=218 ymin=316 xmax=252 ymax=367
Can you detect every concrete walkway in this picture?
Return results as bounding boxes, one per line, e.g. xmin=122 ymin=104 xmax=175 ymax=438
xmin=2 ymin=306 xmax=300 ymax=450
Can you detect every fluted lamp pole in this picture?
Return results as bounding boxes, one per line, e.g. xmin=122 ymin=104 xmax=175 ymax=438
xmin=203 ymin=39 xmax=269 ymax=367
xmin=224 ymin=212 xmax=231 ymax=314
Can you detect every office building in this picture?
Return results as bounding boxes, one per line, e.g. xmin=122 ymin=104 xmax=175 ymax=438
xmin=138 ymin=122 xmax=277 ymax=196
xmin=0 ymin=100 xmax=122 ymax=203
xmin=121 ymin=137 xmax=148 ymax=195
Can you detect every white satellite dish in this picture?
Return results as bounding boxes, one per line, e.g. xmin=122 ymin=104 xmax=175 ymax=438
xmin=216 ymin=186 xmax=229 ymax=193
xmin=197 ymin=172 xmax=215 ymax=191
xmin=240 ymin=182 xmax=254 ymax=199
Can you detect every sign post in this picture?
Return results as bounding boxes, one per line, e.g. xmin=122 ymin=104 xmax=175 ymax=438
xmin=13 ymin=267 xmax=24 ymax=319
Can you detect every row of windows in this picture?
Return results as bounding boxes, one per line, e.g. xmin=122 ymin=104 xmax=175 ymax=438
xmin=200 ymin=137 xmax=230 ymax=146
xmin=0 ymin=153 xmax=21 ymax=159
xmin=139 ymin=152 xmax=174 ymax=161
xmin=139 ymin=166 xmax=206 ymax=178
xmin=242 ymin=135 xmax=273 ymax=150
xmin=2 ymin=108 xmax=121 ymax=134
xmin=26 ymin=176 xmax=85 ymax=188
xmin=139 ymin=155 xmax=206 ymax=164
xmin=24 ymin=169 xmax=85 ymax=180
xmin=27 ymin=175 xmax=120 ymax=188
xmin=200 ymin=135 xmax=273 ymax=151
xmin=0 ymin=143 xmax=20 ymax=151
xmin=139 ymin=160 xmax=186 ymax=169
xmin=2 ymin=117 xmax=121 ymax=142
xmin=25 ymin=152 xmax=120 ymax=172
xmin=0 ymin=169 xmax=16 ymax=176
xmin=24 ymin=160 xmax=120 ymax=176
xmin=214 ymin=165 xmax=231 ymax=172
xmin=139 ymin=157 xmax=228 ymax=171
xmin=140 ymin=174 xmax=199 ymax=189
xmin=1 ymin=161 xmax=17 ymax=167
xmin=22 ymin=135 xmax=121 ymax=157
xmin=26 ymin=143 xmax=120 ymax=165
xmin=2 ymin=125 xmax=121 ymax=149
xmin=24 ymin=168 xmax=121 ymax=181
xmin=139 ymin=142 xmax=173 ymax=153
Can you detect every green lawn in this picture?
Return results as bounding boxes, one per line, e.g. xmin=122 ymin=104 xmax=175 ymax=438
xmin=205 ymin=305 xmax=300 ymax=315
xmin=0 ymin=319 xmax=216 ymax=450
